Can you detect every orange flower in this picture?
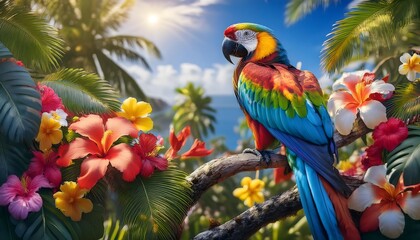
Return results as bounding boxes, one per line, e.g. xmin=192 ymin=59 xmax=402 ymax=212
xmin=53 ymin=181 xmax=93 ymax=221
xmin=56 ymin=115 xmax=139 ymax=189
xmin=181 ymin=139 xmax=213 ymax=159
xmin=36 ymin=113 xmax=63 ymax=151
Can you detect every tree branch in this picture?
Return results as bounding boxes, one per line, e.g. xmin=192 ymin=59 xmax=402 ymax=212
xmin=187 ymin=120 xmax=370 ymax=239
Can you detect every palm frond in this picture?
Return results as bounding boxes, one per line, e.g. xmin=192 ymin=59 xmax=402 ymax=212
xmin=321 ymin=0 xmax=420 ymax=73
xmin=0 ymin=1 xmax=64 ymax=71
xmin=117 ymin=166 xmax=192 ymax=239
xmin=0 ymin=44 xmax=41 ymax=142
xmin=285 ymin=0 xmax=335 ymax=25
xmin=322 ymin=1 xmax=390 ymax=72
xmin=385 ymin=81 xmax=420 ymax=122
xmin=95 ymin=51 xmax=148 ymax=100
xmin=99 ymin=35 xmax=161 ymax=59
xmin=101 ymin=0 xmax=134 ymax=31
xmin=40 ymin=68 xmax=121 ymax=114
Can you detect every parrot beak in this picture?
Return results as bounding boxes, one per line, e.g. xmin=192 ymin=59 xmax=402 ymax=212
xmin=222 ymin=37 xmax=248 ymax=64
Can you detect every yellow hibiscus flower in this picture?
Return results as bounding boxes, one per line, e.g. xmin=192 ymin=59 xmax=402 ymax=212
xmin=53 ymin=181 xmax=93 ymax=221
xmin=233 ymin=177 xmax=265 ymax=207
xmin=35 ymin=113 xmax=63 ymax=151
xmin=117 ymin=97 xmax=153 ymax=131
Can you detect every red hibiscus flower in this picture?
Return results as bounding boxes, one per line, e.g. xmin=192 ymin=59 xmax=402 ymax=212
xmin=363 ymin=144 xmax=383 ymax=170
xmin=57 ymin=115 xmax=139 ymax=189
xmin=165 ymin=126 xmax=191 ymax=159
xmin=372 ymin=118 xmax=408 ymax=152
xmin=181 ymin=139 xmax=213 ymax=159
xmin=133 ymin=133 xmax=168 ymax=178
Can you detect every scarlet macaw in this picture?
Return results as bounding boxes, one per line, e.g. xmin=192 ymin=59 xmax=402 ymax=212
xmin=222 ymin=23 xmax=359 ymax=239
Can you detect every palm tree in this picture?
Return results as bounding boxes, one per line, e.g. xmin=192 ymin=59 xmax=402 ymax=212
xmin=32 ymin=0 xmax=161 ymax=100
xmin=173 ymin=82 xmax=217 ymax=139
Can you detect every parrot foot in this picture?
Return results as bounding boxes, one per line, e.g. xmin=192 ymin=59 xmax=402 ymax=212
xmin=242 ymin=148 xmax=272 ymax=165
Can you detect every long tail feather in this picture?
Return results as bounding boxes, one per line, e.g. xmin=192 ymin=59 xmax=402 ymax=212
xmin=294 ymin=157 xmax=343 ymax=239
xmin=294 ymin=157 xmax=326 ymax=239
xmin=321 ymin=178 xmax=361 ymax=240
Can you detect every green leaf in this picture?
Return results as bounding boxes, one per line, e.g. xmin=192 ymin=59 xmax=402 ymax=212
xmin=40 ymin=68 xmax=121 ymax=114
xmin=13 ymin=189 xmax=104 ymax=240
xmin=0 ymin=136 xmax=32 ymax=184
xmin=0 ymin=47 xmax=41 ymax=142
xmin=0 ymin=1 xmax=64 ymax=71
xmin=117 ymin=166 xmax=192 ymax=239
xmin=386 ymin=125 xmax=420 ymax=185
xmin=386 ymin=81 xmax=420 ymax=122
xmin=0 ymin=207 xmax=18 ymax=239
xmin=102 ymin=217 xmax=128 ymax=240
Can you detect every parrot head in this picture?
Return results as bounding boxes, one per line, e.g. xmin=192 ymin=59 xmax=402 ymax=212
xmin=222 ymin=23 xmax=289 ymax=65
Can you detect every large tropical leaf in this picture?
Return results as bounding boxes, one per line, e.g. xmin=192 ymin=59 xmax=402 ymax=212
xmin=386 ymin=125 xmax=420 ymax=186
xmin=0 ymin=44 xmax=41 ymax=142
xmin=0 ymin=137 xmax=32 ymax=185
xmin=12 ymin=189 xmax=104 ymax=240
xmin=321 ymin=0 xmax=420 ymax=73
xmin=40 ymin=68 xmax=121 ymax=114
xmin=0 ymin=207 xmax=18 ymax=239
xmin=117 ymin=166 xmax=192 ymax=239
xmin=0 ymin=0 xmax=63 ymax=72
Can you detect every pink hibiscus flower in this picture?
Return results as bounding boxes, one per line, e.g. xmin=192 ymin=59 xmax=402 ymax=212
xmin=37 ymin=83 xmax=64 ymax=113
xmin=0 ymin=175 xmax=50 ymax=220
xmin=328 ymin=71 xmax=394 ymax=135
xmin=132 ymin=133 xmax=168 ymax=178
xmin=26 ymin=151 xmax=62 ymax=188
xmin=57 ymin=115 xmax=140 ymax=189
xmin=348 ymin=165 xmax=420 ymax=238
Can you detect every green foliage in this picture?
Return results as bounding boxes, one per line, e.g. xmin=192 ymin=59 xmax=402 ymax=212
xmin=40 ymin=68 xmax=121 ymax=114
xmin=33 ymin=0 xmax=161 ymax=99
xmin=0 ymin=137 xmax=32 ymax=185
xmin=0 ymin=0 xmax=63 ymax=72
xmin=386 ymin=125 xmax=420 ymax=186
xmin=102 ymin=217 xmax=128 ymax=240
xmin=285 ymin=0 xmax=335 ymax=25
xmin=0 ymin=44 xmax=41 ymax=142
xmin=11 ymin=189 xmax=104 ymax=240
xmin=117 ymin=166 xmax=192 ymax=240
xmin=173 ymin=82 xmax=217 ymax=139
xmin=386 ymin=81 xmax=420 ymax=122
xmin=321 ymin=0 xmax=420 ymax=72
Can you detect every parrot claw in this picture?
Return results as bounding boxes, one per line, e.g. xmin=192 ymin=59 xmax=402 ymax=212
xmin=242 ymin=148 xmax=272 ymax=165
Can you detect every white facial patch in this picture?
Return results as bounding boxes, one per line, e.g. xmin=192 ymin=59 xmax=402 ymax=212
xmin=235 ymin=30 xmax=257 ymax=53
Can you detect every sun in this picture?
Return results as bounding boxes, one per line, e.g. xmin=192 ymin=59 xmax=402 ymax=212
xmin=147 ymin=14 xmax=160 ymax=25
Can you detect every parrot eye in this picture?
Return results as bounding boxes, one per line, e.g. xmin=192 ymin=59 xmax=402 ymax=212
xmin=238 ymin=30 xmax=255 ymax=41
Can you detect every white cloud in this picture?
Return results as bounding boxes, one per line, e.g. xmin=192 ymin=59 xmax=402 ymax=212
xmin=125 ymin=62 xmax=235 ymax=103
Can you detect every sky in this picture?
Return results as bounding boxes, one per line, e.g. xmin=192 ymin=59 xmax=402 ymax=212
xmin=117 ymin=0 xmax=353 ymax=103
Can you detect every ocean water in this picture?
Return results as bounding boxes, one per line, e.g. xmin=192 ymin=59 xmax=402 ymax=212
xmin=208 ymin=95 xmax=245 ymax=150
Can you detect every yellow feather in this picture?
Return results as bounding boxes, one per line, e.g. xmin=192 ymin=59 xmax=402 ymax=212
xmin=252 ymin=32 xmax=277 ymax=61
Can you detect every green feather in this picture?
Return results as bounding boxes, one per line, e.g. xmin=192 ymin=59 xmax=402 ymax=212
xmin=285 ymin=105 xmax=295 ymax=118
xmin=306 ymin=91 xmax=325 ymax=107
xmin=291 ymin=95 xmax=307 ymax=117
